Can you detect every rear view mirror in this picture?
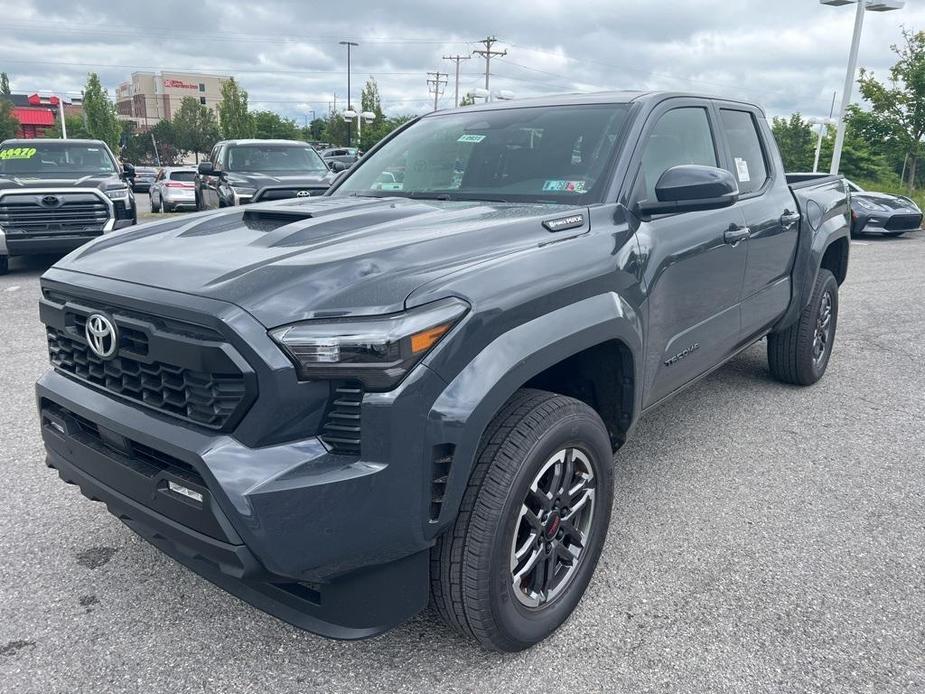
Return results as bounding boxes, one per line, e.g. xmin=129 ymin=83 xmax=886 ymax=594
xmin=638 ymin=165 xmax=739 ymax=216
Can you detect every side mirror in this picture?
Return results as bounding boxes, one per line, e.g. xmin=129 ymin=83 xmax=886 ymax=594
xmin=329 ymin=161 xmax=348 ymax=172
xmin=122 ymin=162 xmax=135 ymax=178
xmin=637 ymin=165 xmax=739 ymax=216
xmin=197 ymin=161 xmax=215 ymax=175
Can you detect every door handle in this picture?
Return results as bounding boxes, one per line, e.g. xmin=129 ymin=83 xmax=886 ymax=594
xmin=780 ymin=210 xmax=801 ymax=228
xmin=724 ymin=225 xmax=750 ymax=246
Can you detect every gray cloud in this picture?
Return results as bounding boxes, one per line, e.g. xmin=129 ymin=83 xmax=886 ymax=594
xmin=2 ymin=0 xmax=920 ymax=121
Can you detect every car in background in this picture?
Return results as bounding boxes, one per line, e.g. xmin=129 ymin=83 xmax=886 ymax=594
xmin=320 ymin=147 xmax=360 ymax=170
xmin=149 ymin=167 xmax=197 ymax=213
xmin=0 ymin=138 xmax=136 ymax=274
xmin=195 ymin=139 xmax=334 ymax=209
xmin=131 ymin=166 xmax=158 ymax=193
xmin=846 ymin=179 xmax=922 ymax=237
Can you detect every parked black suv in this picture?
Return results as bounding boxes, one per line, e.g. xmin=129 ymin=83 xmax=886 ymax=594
xmin=195 ymin=139 xmax=334 ymax=208
xmin=37 ymin=92 xmax=849 ymax=651
xmin=0 ymin=139 xmax=136 ymax=274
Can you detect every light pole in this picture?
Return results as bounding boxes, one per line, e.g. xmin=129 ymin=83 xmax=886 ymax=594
xmin=807 ymin=116 xmax=837 ymax=173
xmin=343 ymin=110 xmax=375 ymax=149
xmin=339 ymin=41 xmax=358 ymax=147
xmin=821 ymin=0 xmax=904 ymax=175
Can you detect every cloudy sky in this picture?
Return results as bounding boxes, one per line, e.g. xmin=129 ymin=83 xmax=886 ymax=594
xmin=1 ymin=0 xmax=921 ymax=122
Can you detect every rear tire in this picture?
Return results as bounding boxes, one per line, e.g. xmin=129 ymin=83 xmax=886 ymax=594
xmin=150 ymin=194 xmax=160 ymax=213
xmin=0 ymin=255 xmax=8 ymax=275
xmin=768 ymin=268 xmax=838 ymax=386
xmin=430 ymin=389 xmax=614 ymax=652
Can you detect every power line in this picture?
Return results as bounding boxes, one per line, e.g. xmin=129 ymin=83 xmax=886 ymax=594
xmin=472 ymin=36 xmax=507 ymax=102
xmin=426 ymin=71 xmax=448 ymax=112
xmin=443 ymin=54 xmax=472 ymax=107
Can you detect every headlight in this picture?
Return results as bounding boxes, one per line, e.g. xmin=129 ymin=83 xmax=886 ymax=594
xmin=231 ymin=186 xmax=257 ymax=196
xmin=270 ymin=298 xmax=469 ymax=390
xmin=104 ymin=184 xmax=129 ymax=200
xmin=854 ymin=197 xmax=886 ymax=212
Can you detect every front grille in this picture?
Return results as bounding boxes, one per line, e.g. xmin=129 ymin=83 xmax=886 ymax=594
xmin=0 ymin=192 xmax=110 ymax=233
xmin=47 ymin=328 xmax=247 ymax=429
xmin=320 ymin=383 xmax=363 ymax=455
xmin=885 ymin=213 xmax=923 ymax=231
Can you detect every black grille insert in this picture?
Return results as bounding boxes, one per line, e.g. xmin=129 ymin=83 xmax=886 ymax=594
xmin=320 ymin=383 xmax=363 ymax=455
xmin=47 ymin=328 xmax=247 ymax=430
xmin=430 ymin=445 xmax=455 ymax=521
xmin=885 ymin=213 xmax=922 ymax=231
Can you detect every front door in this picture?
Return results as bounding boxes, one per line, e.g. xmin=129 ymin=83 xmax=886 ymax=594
xmin=630 ymin=102 xmax=749 ymax=408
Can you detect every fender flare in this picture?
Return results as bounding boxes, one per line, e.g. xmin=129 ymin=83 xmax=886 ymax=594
xmin=424 ymin=292 xmax=643 ymax=536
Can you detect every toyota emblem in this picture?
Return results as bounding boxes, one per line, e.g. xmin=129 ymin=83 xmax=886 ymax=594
xmin=85 ymin=314 xmax=118 ymax=359
xmin=40 ymin=195 xmax=62 ymax=208
xmin=296 ymin=190 xmax=311 ymax=197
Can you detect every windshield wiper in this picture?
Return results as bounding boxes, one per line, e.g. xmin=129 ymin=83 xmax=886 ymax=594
xmin=408 ymin=192 xmax=452 ymax=201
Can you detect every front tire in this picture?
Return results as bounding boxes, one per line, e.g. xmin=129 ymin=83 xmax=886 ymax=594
xmin=430 ymin=389 xmax=614 ymax=652
xmin=150 ymin=193 xmax=161 ymax=213
xmin=0 ymin=254 xmax=8 ymax=275
xmin=768 ymin=268 xmax=839 ymax=386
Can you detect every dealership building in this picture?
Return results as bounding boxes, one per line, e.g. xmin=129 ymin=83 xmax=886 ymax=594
xmin=115 ymin=72 xmax=230 ymax=129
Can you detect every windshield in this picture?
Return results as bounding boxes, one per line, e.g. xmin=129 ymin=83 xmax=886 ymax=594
xmin=226 ymin=145 xmax=326 ymax=173
xmin=334 ymin=104 xmax=631 ymax=203
xmin=0 ymin=142 xmax=117 ymax=176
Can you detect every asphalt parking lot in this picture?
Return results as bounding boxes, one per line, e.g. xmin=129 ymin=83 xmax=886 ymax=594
xmin=1 ymin=231 xmax=923 ymax=694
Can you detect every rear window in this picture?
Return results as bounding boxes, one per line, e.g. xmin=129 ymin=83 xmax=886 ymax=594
xmin=720 ymin=109 xmax=770 ymax=195
xmin=169 ymin=171 xmax=196 ymax=182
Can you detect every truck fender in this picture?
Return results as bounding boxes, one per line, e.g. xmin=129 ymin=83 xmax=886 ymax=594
xmin=424 ymin=292 xmax=643 ymax=536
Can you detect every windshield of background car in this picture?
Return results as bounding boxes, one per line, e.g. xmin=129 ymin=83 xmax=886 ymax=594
xmin=0 ymin=142 xmax=117 ymax=175
xmin=226 ymin=145 xmax=327 ymax=172
xmin=334 ymin=104 xmax=631 ymax=203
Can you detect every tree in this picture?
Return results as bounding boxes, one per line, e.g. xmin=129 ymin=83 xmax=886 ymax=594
xmin=149 ymin=120 xmax=181 ymax=165
xmin=0 ymin=100 xmax=18 ymax=140
xmin=173 ymin=97 xmax=220 ymax=162
xmin=0 ymin=72 xmax=10 ymax=97
xmin=217 ymin=77 xmax=254 ymax=139
xmin=359 ymin=77 xmax=391 ymax=151
xmin=819 ymin=109 xmax=894 ymax=183
xmin=858 ymin=29 xmax=925 ymax=189
xmin=771 ymin=113 xmax=816 ymax=172
xmin=46 ymin=114 xmax=91 ymax=139
xmin=459 ymin=93 xmax=476 ymax=107
xmin=301 ymin=117 xmax=327 ymax=142
xmin=252 ymin=110 xmax=301 ymax=139
xmin=81 ymin=72 xmax=121 ymax=150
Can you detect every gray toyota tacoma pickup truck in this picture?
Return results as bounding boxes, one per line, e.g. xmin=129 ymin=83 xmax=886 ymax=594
xmin=36 ymin=91 xmax=849 ymax=651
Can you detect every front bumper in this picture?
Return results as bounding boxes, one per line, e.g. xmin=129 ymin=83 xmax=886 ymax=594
xmin=854 ymin=211 xmax=923 ymax=234
xmin=37 ymin=370 xmax=433 ymax=638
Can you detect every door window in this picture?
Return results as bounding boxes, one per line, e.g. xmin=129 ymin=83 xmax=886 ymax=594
xmin=639 ymin=107 xmax=717 ymax=202
xmin=720 ymin=109 xmax=769 ymax=195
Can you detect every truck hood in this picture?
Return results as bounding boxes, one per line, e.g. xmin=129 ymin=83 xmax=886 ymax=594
xmin=54 ymin=196 xmax=586 ymax=327
xmin=227 ymin=170 xmax=334 ymax=188
xmin=0 ymin=173 xmax=124 ymax=192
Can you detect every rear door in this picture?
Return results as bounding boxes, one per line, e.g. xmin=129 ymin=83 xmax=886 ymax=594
xmin=715 ymin=104 xmax=799 ymax=339
xmin=630 ymin=99 xmax=749 ymax=408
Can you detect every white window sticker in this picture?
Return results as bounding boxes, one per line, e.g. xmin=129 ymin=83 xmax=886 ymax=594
xmin=457 ymin=134 xmax=486 ymax=143
xmin=734 ymin=157 xmax=750 ymax=183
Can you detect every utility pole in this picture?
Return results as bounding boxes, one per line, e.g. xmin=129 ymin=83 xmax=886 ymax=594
xmin=472 ymin=35 xmax=507 ymax=102
xmin=427 ymin=71 xmax=448 ymax=111
xmin=339 ymin=41 xmax=358 ymax=146
xmin=443 ymin=54 xmax=472 ymax=107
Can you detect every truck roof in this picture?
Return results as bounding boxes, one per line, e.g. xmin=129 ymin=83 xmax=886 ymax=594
xmin=435 ymin=90 xmax=764 ymax=116
xmin=1 ymin=138 xmax=108 ymax=146
xmin=216 ymin=139 xmax=311 ymax=147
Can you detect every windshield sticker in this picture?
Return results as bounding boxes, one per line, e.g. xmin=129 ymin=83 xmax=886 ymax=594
xmin=734 ymin=157 xmax=751 ymax=183
xmin=0 ymin=147 xmax=38 ymax=160
xmin=543 ymin=179 xmax=587 ymax=193
xmin=457 ymin=134 xmax=486 ymax=143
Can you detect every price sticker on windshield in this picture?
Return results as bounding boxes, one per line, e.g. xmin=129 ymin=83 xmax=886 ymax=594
xmin=0 ymin=147 xmax=38 ymax=160
xmin=457 ymin=134 xmax=486 ymax=143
